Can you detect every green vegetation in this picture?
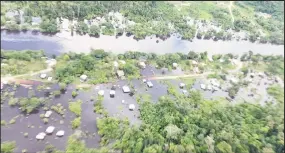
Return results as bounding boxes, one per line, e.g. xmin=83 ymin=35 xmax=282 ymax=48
xmin=51 ymin=104 xmax=64 ymax=115
xmin=94 ymin=96 xmax=107 ymax=115
xmin=71 ymin=117 xmax=81 ymax=129
xmin=267 ymin=85 xmax=284 ymax=104
xmin=9 ymin=119 xmax=16 ymax=124
xmin=1 ymin=50 xmax=47 ymax=76
xmin=1 ymin=141 xmax=16 ymax=153
xmin=71 ymin=91 xmax=78 ymax=98
xmin=1 ymin=1 xmax=283 ymax=44
xmin=69 ymin=100 xmax=82 ymax=116
xmin=18 ymin=97 xmax=44 ymax=113
xmin=1 ymin=120 xmax=7 ymax=126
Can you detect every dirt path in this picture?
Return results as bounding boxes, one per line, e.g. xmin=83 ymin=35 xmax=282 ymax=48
xmin=228 ymin=1 xmax=235 ymax=24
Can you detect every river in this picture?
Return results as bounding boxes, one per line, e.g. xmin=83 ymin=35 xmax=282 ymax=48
xmin=1 ymin=30 xmax=284 ymax=56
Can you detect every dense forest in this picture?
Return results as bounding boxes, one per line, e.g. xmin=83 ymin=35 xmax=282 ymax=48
xmin=1 ymin=1 xmax=284 ymax=44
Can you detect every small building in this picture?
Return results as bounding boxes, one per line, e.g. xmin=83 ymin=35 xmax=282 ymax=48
xmin=173 ymin=63 xmax=178 ymax=68
xmin=142 ymin=79 xmax=147 ymax=83
xmin=138 ymin=61 xmax=146 ymax=69
xmin=129 ymin=104 xmax=135 ymax=111
xmin=146 ymin=81 xmax=153 ymax=88
xmin=31 ymin=17 xmax=42 ymax=26
xmin=200 ymin=84 xmax=206 ymax=90
xmin=182 ymin=90 xmax=188 ymax=94
xmin=193 ymin=67 xmax=200 ymax=74
xmin=56 ymin=130 xmax=65 ymax=137
xmin=46 ymin=126 xmax=55 ymax=134
xmin=110 ymin=90 xmax=115 ymax=97
xmin=36 ymin=132 xmax=46 ymax=140
xmin=179 ymin=83 xmax=185 ymax=88
xmin=113 ymin=61 xmax=119 ymax=67
xmin=47 ymin=77 xmax=52 ymax=81
xmin=122 ymin=86 xmax=130 ymax=93
xmin=116 ymin=70 xmax=125 ymax=79
xmin=44 ymin=111 xmax=52 ymax=118
xmin=219 ymin=59 xmax=225 ymax=63
xmin=230 ymin=78 xmax=238 ymax=84
xmin=98 ymin=90 xmax=104 ymax=96
xmin=40 ymin=73 xmax=47 ymax=79
xmin=191 ymin=60 xmax=198 ymax=65
xmin=80 ymin=75 xmax=87 ymax=82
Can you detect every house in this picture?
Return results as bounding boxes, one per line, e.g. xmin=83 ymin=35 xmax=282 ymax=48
xmin=146 ymin=81 xmax=153 ymax=88
xmin=36 ymin=132 xmax=46 ymax=140
xmin=230 ymin=78 xmax=238 ymax=84
xmin=110 ymin=90 xmax=115 ymax=97
xmin=219 ymin=59 xmax=225 ymax=63
xmin=44 ymin=111 xmax=52 ymax=118
xmin=191 ymin=60 xmax=198 ymax=65
xmin=179 ymin=83 xmax=185 ymax=88
xmin=40 ymin=73 xmax=47 ymax=79
xmin=116 ymin=70 xmax=125 ymax=79
xmin=182 ymin=90 xmax=188 ymax=94
xmin=200 ymin=84 xmax=206 ymax=90
xmin=138 ymin=61 xmax=146 ymax=69
xmin=122 ymin=86 xmax=130 ymax=93
xmin=80 ymin=75 xmax=87 ymax=82
xmin=47 ymin=77 xmax=52 ymax=81
xmin=193 ymin=67 xmax=200 ymax=73
xmin=31 ymin=17 xmax=42 ymax=26
xmin=46 ymin=126 xmax=55 ymax=134
xmin=142 ymin=79 xmax=147 ymax=83
xmin=56 ymin=130 xmax=65 ymax=137
xmin=113 ymin=61 xmax=119 ymax=67
xmin=207 ymin=85 xmax=212 ymax=91
xmin=173 ymin=63 xmax=178 ymax=68
xmin=129 ymin=104 xmax=135 ymax=110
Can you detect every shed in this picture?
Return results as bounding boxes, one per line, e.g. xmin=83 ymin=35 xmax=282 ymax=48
xmin=46 ymin=126 xmax=55 ymax=134
xmin=179 ymin=83 xmax=185 ymax=88
xmin=146 ymin=81 xmax=153 ymax=88
xmin=172 ymin=63 xmax=178 ymax=68
xmin=122 ymin=86 xmax=130 ymax=93
xmin=98 ymin=90 xmax=104 ymax=96
xmin=80 ymin=75 xmax=87 ymax=82
xmin=110 ymin=90 xmax=115 ymax=97
xmin=56 ymin=130 xmax=65 ymax=137
xmin=200 ymin=84 xmax=206 ymax=90
xmin=44 ymin=111 xmax=52 ymax=118
xmin=139 ymin=62 xmax=146 ymax=69
xmin=40 ymin=73 xmax=47 ymax=79
xmin=129 ymin=104 xmax=135 ymax=110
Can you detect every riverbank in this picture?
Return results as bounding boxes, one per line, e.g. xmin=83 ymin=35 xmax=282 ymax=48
xmin=1 ymin=30 xmax=284 ymax=57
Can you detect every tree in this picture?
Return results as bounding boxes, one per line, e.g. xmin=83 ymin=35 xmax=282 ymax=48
xmin=89 ymin=25 xmax=100 ymax=36
xmin=216 ymin=141 xmax=233 ymax=153
xmin=76 ymin=21 xmax=89 ymax=34
xmin=188 ymin=51 xmax=199 ymax=60
xmin=39 ymin=19 xmax=58 ymax=33
xmin=164 ymin=124 xmax=183 ymax=141
xmin=1 ymin=141 xmax=16 ymax=153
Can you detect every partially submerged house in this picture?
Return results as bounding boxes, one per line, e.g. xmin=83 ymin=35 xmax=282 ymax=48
xmin=40 ymin=73 xmax=47 ymax=79
xmin=116 ymin=70 xmax=125 ymax=79
xmin=80 ymin=75 xmax=87 ymax=82
xmin=129 ymin=104 xmax=135 ymax=111
xmin=200 ymin=84 xmax=206 ymax=90
xmin=122 ymin=86 xmax=130 ymax=93
xmin=172 ymin=63 xmax=178 ymax=68
xmin=56 ymin=130 xmax=65 ymax=137
xmin=36 ymin=132 xmax=46 ymax=140
xmin=179 ymin=83 xmax=186 ymax=88
xmin=138 ymin=61 xmax=146 ymax=69
xmin=146 ymin=81 xmax=153 ymax=88
xmin=98 ymin=90 xmax=104 ymax=96
xmin=46 ymin=126 xmax=55 ymax=134
xmin=110 ymin=90 xmax=115 ymax=97
xmin=44 ymin=111 xmax=52 ymax=118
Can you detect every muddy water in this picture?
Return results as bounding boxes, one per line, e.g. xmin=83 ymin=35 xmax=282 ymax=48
xmin=1 ymin=30 xmax=284 ymax=57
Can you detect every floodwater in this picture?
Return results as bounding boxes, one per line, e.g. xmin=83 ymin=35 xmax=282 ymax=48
xmin=1 ymin=30 xmax=284 ymax=57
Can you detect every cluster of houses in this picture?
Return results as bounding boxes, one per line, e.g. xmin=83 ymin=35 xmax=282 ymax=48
xmin=39 ymin=73 xmax=53 ymax=81
xmin=200 ymin=79 xmax=221 ymax=91
xmin=36 ymin=111 xmax=64 ymax=140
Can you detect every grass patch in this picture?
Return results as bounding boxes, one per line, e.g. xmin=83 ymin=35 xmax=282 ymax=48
xmin=69 ymin=100 xmax=82 ymax=116
xmin=267 ymin=85 xmax=284 ymax=104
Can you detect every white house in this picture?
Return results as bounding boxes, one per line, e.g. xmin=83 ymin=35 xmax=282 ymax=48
xmin=40 ymin=73 xmax=47 ymax=79
xmin=146 ymin=81 xmax=153 ymax=88
xmin=179 ymin=83 xmax=186 ymax=88
xmin=110 ymin=90 xmax=115 ymax=97
xmin=113 ymin=61 xmax=119 ymax=67
xmin=122 ymin=86 xmax=130 ymax=93
xmin=80 ymin=75 xmax=87 ymax=82
xmin=36 ymin=132 xmax=46 ymax=140
xmin=200 ymin=84 xmax=206 ymax=90
xmin=44 ymin=111 xmax=52 ymax=118
xmin=139 ymin=61 xmax=146 ymax=69
xmin=46 ymin=126 xmax=55 ymax=134
xmin=98 ymin=90 xmax=104 ymax=96
xmin=129 ymin=104 xmax=135 ymax=110
xmin=173 ymin=63 xmax=178 ymax=68
xmin=56 ymin=130 xmax=65 ymax=137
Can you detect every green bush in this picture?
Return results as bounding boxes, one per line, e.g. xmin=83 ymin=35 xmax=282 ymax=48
xmin=1 ymin=141 xmax=16 ymax=153
xmin=71 ymin=117 xmax=81 ymax=129
xmin=72 ymin=91 xmax=78 ymax=98
xmin=69 ymin=100 xmax=82 ymax=116
xmin=9 ymin=119 xmax=16 ymax=124
xmin=1 ymin=120 xmax=7 ymax=126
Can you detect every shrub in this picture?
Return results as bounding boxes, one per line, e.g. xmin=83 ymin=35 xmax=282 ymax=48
xmin=24 ymin=133 xmax=28 ymax=137
xmin=1 ymin=120 xmax=6 ymax=126
xmin=1 ymin=141 xmax=16 ymax=153
xmin=72 ymin=91 xmax=78 ymax=98
xmin=51 ymin=105 xmax=64 ymax=115
xmin=8 ymin=98 xmax=18 ymax=106
xmin=71 ymin=117 xmax=81 ymax=129
xmin=69 ymin=100 xmax=82 ymax=116
xmin=53 ymin=90 xmax=61 ymax=97
xmin=43 ymin=118 xmax=49 ymax=124
xmin=59 ymin=83 xmax=67 ymax=91
xmin=9 ymin=119 xmax=16 ymax=124
xmin=39 ymin=114 xmax=45 ymax=118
